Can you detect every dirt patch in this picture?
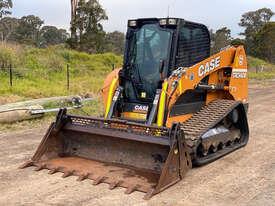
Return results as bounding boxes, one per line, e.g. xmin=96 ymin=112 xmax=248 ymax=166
xmin=0 ymin=95 xmax=24 ymax=105
xmin=0 ymin=83 xmax=274 ymax=206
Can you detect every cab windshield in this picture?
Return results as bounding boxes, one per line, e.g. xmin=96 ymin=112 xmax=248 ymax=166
xmin=127 ymin=24 xmax=172 ymax=100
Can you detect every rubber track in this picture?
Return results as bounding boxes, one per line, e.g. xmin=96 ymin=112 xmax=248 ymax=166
xmin=181 ymin=99 xmax=240 ymax=148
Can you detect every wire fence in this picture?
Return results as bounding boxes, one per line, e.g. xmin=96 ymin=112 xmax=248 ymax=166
xmin=0 ymin=64 xmax=115 ymax=98
xmin=0 ymin=64 xmax=70 ymax=89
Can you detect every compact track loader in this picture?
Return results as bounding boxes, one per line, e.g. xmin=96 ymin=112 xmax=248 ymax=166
xmin=21 ymin=18 xmax=249 ymax=199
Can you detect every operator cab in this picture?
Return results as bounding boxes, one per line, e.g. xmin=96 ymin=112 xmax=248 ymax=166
xmin=118 ymin=18 xmax=211 ymax=122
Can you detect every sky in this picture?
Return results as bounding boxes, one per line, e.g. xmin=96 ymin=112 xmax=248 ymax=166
xmin=12 ymin=0 xmax=275 ymax=37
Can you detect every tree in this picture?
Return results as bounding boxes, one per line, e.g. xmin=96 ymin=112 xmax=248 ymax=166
xmin=0 ymin=17 xmax=19 ymax=42
xmin=70 ymin=0 xmax=79 ymax=44
xmin=211 ymin=27 xmax=232 ymax=54
xmin=104 ymin=31 xmax=125 ymax=54
xmin=39 ymin=26 xmax=69 ymax=47
xmin=239 ymin=8 xmax=274 ymax=55
xmin=254 ymin=22 xmax=275 ymax=63
xmin=0 ymin=0 xmax=12 ymax=18
xmin=231 ymin=38 xmax=246 ymax=47
xmin=69 ymin=0 xmax=108 ymax=53
xmin=13 ymin=15 xmax=44 ymax=45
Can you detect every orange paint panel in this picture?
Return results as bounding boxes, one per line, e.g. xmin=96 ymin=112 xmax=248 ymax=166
xmin=167 ymin=47 xmax=237 ymax=111
xmin=121 ymin=112 xmax=147 ymax=121
xmin=166 ymin=46 xmax=248 ymax=126
xmin=166 ymin=114 xmax=193 ymax=127
xmin=101 ymin=68 xmax=121 ymax=110
xmin=229 ymin=46 xmax=248 ymax=102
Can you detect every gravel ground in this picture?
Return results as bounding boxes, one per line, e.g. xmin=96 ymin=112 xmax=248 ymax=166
xmin=0 ymin=82 xmax=274 ymax=206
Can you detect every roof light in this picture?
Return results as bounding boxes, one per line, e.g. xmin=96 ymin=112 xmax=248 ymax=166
xmin=160 ymin=18 xmax=177 ymax=26
xmin=128 ymin=20 xmax=137 ymax=27
xmin=159 ymin=19 xmax=167 ymax=26
xmin=168 ymin=18 xmax=177 ymax=25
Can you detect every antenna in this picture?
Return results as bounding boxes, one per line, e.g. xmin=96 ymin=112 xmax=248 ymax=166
xmin=167 ymin=0 xmax=177 ymax=18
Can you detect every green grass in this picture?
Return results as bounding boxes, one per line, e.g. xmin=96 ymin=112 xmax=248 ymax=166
xmin=0 ymin=43 xmax=122 ymax=132
xmin=0 ymin=44 xmax=122 ymax=98
xmin=248 ymin=72 xmax=275 ymax=80
xmin=248 ymin=56 xmax=275 ymax=80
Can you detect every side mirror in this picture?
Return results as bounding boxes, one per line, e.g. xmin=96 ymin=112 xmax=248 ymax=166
xmin=159 ymin=59 xmax=165 ymax=74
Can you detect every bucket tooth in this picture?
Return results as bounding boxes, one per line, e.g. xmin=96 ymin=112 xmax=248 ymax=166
xmin=77 ymin=173 xmax=90 ymax=182
xmin=219 ymin=142 xmax=225 ymax=149
xmin=202 ymin=150 xmax=208 ymax=157
xmin=211 ymin=145 xmax=218 ymax=153
xmin=34 ymin=164 xmax=46 ymax=172
xmin=143 ymin=189 xmax=155 ymax=200
xmin=109 ymin=180 xmax=122 ymax=190
xmin=48 ymin=168 xmax=59 ymax=175
xmin=202 ymin=144 xmax=210 ymax=156
xmin=92 ymin=176 xmax=106 ymax=185
xmin=125 ymin=185 xmax=139 ymax=194
xmin=227 ymin=140 xmax=233 ymax=146
xmin=19 ymin=160 xmax=34 ymax=169
xmin=62 ymin=170 xmax=74 ymax=178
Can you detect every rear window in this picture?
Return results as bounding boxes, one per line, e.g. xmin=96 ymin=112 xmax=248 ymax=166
xmin=176 ymin=23 xmax=210 ymax=67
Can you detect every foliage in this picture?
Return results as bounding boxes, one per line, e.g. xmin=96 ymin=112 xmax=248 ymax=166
xmin=0 ymin=15 xmax=69 ymax=46
xmin=39 ymin=26 xmax=69 ymax=47
xmin=69 ymin=0 xmax=108 ymax=53
xmin=104 ymin=31 xmax=125 ymax=54
xmin=248 ymin=56 xmax=275 ymax=80
xmin=248 ymin=71 xmax=275 ymax=80
xmin=0 ymin=43 xmax=123 ymax=98
xmin=210 ymin=27 xmax=232 ymax=54
xmin=12 ymin=15 xmax=44 ymax=46
xmin=253 ymin=22 xmax=275 ymax=63
xmin=0 ymin=0 xmax=12 ymax=18
xmin=0 ymin=16 xmax=18 ymax=41
xmin=239 ymin=8 xmax=274 ymax=35
xmin=239 ymin=8 xmax=274 ymax=55
xmin=0 ymin=1 xmax=119 ymax=52
xmin=0 ymin=43 xmax=17 ymax=65
xmin=231 ymin=38 xmax=246 ymax=47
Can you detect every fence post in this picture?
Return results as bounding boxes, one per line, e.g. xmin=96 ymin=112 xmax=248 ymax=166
xmin=9 ymin=64 xmax=13 ymax=87
xmin=67 ymin=64 xmax=70 ymax=91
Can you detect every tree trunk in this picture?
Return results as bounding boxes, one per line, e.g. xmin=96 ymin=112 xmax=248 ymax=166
xmin=71 ymin=0 xmax=79 ymax=40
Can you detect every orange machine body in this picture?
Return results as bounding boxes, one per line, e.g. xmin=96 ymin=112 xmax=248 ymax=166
xmin=101 ymin=46 xmax=248 ymax=127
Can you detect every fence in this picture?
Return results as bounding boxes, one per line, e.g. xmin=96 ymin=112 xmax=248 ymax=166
xmin=0 ymin=64 xmax=116 ymax=98
xmin=0 ymin=64 xmax=70 ymax=91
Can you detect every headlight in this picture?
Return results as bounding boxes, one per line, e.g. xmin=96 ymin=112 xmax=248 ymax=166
xmin=128 ymin=20 xmax=137 ymax=27
xmin=159 ymin=18 xmax=177 ymax=26
xmin=168 ymin=18 xmax=177 ymax=25
xmin=159 ymin=19 xmax=167 ymax=26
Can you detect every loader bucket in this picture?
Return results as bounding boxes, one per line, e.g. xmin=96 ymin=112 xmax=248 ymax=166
xmin=20 ymin=109 xmax=191 ymax=199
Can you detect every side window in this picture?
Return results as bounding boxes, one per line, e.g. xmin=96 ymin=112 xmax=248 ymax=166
xmin=176 ymin=24 xmax=210 ymax=68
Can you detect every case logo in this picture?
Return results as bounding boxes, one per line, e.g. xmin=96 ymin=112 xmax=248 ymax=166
xmin=198 ymin=56 xmax=221 ymax=77
xmin=134 ymin=105 xmax=149 ymax=113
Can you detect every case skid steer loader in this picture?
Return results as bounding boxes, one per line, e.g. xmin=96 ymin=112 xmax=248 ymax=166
xmin=21 ymin=18 xmax=249 ymax=199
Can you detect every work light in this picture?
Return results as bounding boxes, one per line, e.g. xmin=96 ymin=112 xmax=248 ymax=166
xmin=128 ymin=20 xmax=137 ymax=27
